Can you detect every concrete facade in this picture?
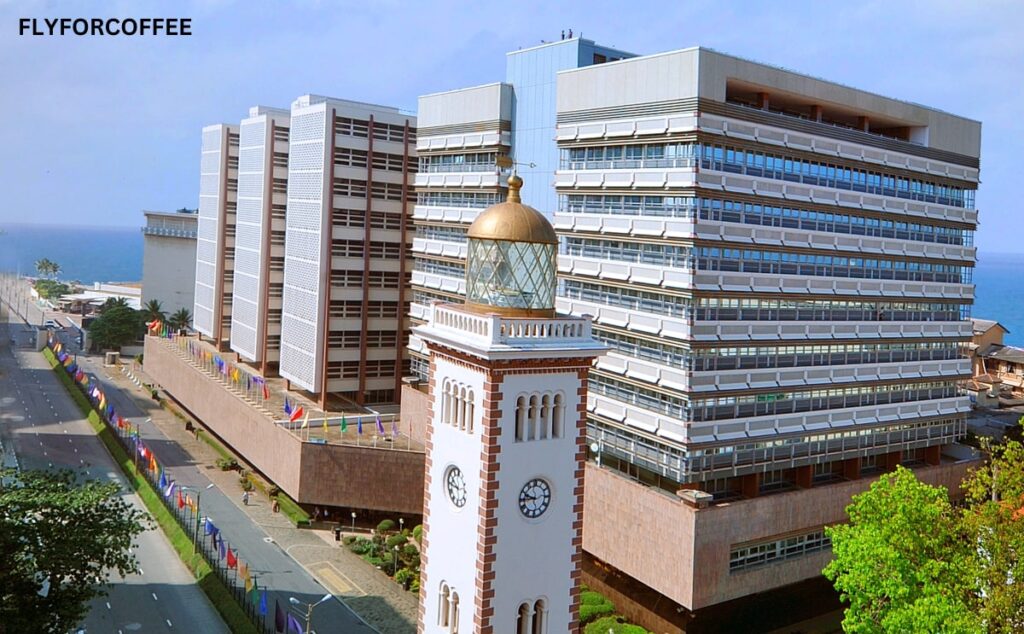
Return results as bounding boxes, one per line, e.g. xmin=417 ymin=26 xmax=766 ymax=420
xmin=141 ymin=210 xmax=198 ymax=316
xmin=143 ymin=336 xmax=424 ymax=514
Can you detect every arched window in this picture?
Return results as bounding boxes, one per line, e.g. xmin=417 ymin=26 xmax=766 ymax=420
xmin=466 ymin=390 xmax=475 ymax=433
xmin=441 ymin=380 xmax=451 ymax=425
xmin=450 ymin=591 xmax=460 ymax=633
xmin=527 ymin=395 xmax=539 ymax=441
xmin=439 ymin=583 xmax=451 ymax=627
xmin=458 ymin=386 xmax=467 ymax=429
xmin=516 ymin=602 xmax=531 ymax=634
xmin=515 ymin=397 xmax=526 ymax=442
xmin=552 ymin=394 xmax=564 ymax=438
xmin=539 ymin=395 xmax=551 ymax=440
xmin=533 ymin=599 xmax=546 ymax=634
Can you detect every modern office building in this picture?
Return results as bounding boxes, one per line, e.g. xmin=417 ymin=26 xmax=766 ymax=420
xmin=278 ymin=95 xmax=417 ymax=407
xmin=194 ymin=123 xmax=239 ymax=348
xmin=553 ymin=47 xmax=980 ymax=618
xmin=230 ymin=106 xmax=291 ymax=375
xmin=141 ymin=209 xmax=198 ymax=316
xmin=408 ymin=37 xmax=634 ymax=382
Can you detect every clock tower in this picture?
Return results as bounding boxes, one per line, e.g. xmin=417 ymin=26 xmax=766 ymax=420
xmin=416 ymin=174 xmax=605 ymax=634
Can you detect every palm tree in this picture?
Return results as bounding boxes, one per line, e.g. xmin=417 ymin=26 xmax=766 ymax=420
xmin=34 ymin=258 xmax=55 ymax=279
xmin=50 ymin=261 xmax=61 ymax=280
xmin=168 ymin=308 xmax=192 ymax=333
xmin=143 ymin=299 xmax=166 ymax=323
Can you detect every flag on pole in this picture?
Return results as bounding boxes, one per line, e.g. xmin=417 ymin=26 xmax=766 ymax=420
xmin=227 ymin=548 xmax=237 ymax=569
xmin=392 ymin=419 xmax=400 ymax=438
xmin=341 ymin=415 xmax=348 ymax=434
xmin=301 ymin=411 xmax=309 ymax=429
xmin=275 ymin=600 xmax=285 ymax=633
xmin=177 ymin=489 xmax=185 ymax=509
xmin=357 ymin=417 xmax=363 ymax=435
xmin=290 ymin=406 xmax=304 ymax=424
xmin=323 ymin=417 xmax=328 ymax=436
xmin=262 ymin=381 xmax=270 ymax=401
xmin=219 ymin=538 xmax=226 ymax=561
xmin=376 ymin=416 xmax=385 ymax=435
xmin=288 ymin=614 xmax=303 ymax=634
xmin=164 ymin=480 xmax=175 ymax=499
xmin=158 ymin=471 xmax=168 ymax=491
xmin=250 ymin=578 xmax=259 ymax=604
xmin=259 ymin=588 xmax=268 ymax=616
xmin=283 ymin=398 xmax=292 ymax=416
xmin=240 ymin=561 xmax=250 ymax=582
xmin=245 ymin=573 xmax=253 ymax=593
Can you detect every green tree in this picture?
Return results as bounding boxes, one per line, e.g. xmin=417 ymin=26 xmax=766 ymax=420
xmin=0 ymin=468 xmax=147 ymax=633
xmin=961 ymin=439 xmax=1024 ymax=632
xmin=167 ymin=307 xmax=192 ymax=332
xmin=824 ymin=466 xmax=980 ymax=633
xmin=88 ymin=304 xmax=144 ymax=351
xmin=143 ymin=299 xmax=165 ymax=324
xmin=33 ymin=279 xmax=71 ymax=300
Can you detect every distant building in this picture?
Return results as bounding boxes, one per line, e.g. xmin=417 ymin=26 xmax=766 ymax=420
xmin=967 ymin=318 xmax=1024 ymax=406
xmin=141 ymin=209 xmax=198 ymax=316
xmin=194 ymin=123 xmax=240 ymax=349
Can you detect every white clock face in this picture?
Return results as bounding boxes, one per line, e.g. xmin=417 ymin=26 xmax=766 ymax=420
xmin=518 ymin=478 xmax=551 ymax=519
xmin=445 ymin=466 xmax=467 ymax=508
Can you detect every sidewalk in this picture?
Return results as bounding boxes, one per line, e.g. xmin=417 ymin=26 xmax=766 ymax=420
xmin=98 ymin=358 xmax=419 ymax=633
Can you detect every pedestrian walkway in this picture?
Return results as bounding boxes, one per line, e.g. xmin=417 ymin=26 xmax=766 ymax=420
xmin=102 ymin=359 xmax=419 ymax=633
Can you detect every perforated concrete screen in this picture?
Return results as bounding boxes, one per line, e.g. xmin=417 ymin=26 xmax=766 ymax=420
xmin=279 ymin=106 xmax=326 ymax=391
xmin=194 ymin=125 xmax=225 ymax=338
xmin=230 ymin=117 xmax=269 ymax=361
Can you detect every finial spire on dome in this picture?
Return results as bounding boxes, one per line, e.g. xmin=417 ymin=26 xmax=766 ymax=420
xmin=507 ymin=172 xmax=523 ymax=203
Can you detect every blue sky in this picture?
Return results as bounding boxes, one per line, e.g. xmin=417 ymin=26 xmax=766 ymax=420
xmin=1 ymin=0 xmax=1021 ymax=253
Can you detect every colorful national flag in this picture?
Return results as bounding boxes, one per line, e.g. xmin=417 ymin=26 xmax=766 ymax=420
xmin=357 ymin=417 xmax=363 ymax=435
xmin=290 ymin=406 xmax=304 ymax=424
xmin=341 ymin=415 xmax=348 ymax=434
xmin=262 ymin=381 xmax=269 ymax=401
xmin=250 ymin=578 xmax=259 ymax=603
xmin=376 ymin=416 xmax=385 ymax=435
xmin=287 ymin=613 xmax=303 ymax=634
xmin=164 ymin=480 xmax=175 ymax=499
xmin=259 ymin=588 xmax=267 ymax=615
xmin=177 ymin=489 xmax=185 ymax=509
xmin=284 ymin=398 xmax=292 ymax=416
xmin=158 ymin=471 xmax=167 ymax=491
xmin=392 ymin=419 xmax=400 ymax=438
xmin=300 ymin=411 xmax=309 ymax=429
xmin=219 ymin=538 xmax=226 ymax=561
xmin=227 ymin=548 xmax=237 ymax=569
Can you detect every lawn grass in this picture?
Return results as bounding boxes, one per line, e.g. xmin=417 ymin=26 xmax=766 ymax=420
xmin=43 ymin=349 xmax=259 ymax=634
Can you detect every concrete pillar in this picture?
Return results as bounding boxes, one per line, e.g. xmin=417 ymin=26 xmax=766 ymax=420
xmin=757 ymin=92 xmax=770 ymax=110
xmin=794 ymin=465 xmax=813 ymax=489
xmin=841 ymin=457 xmax=861 ymax=480
xmin=924 ymin=445 xmax=941 ymax=466
xmin=810 ymin=105 xmax=823 ymax=122
xmin=884 ymin=450 xmax=902 ymax=472
xmin=858 ymin=115 xmax=870 ymax=132
xmin=740 ymin=473 xmax=760 ymax=498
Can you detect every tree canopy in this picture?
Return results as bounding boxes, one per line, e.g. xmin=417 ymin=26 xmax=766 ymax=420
xmin=34 ymin=258 xmax=60 ymax=279
xmin=0 ymin=468 xmax=147 ymax=633
xmin=826 ymin=438 xmax=1024 ymax=633
xmin=87 ymin=301 xmax=144 ymax=351
xmin=143 ymin=299 xmax=165 ymax=323
xmin=33 ymin=279 xmax=72 ymax=301
xmin=167 ymin=307 xmax=192 ymax=332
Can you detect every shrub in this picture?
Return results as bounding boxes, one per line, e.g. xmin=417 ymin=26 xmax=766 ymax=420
xmin=395 ymin=567 xmax=414 ymax=590
xmin=410 ymin=577 xmax=420 ymax=594
xmin=216 ymin=457 xmax=238 ymax=471
xmin=412 ymin=524 xmax=423 ymax=543
xmin=376 ymin=519 xmax=396 ymax=534
xmin=239 ymin=476 xmax=253 ymax=492
xmin=385 ymin=534 xmax=408 ymax=551
xmin=366 ymin=556 xmax=385 ymax=568
xmin=579 ymin=590 xmax=615 ymax=625
xmin=400 ymin=543 xmax=420 ymax=570
xmin=268 ymin=485 xmax=281 ymax=498
xmin=342 ymin=536 xmax=356 ymax=546
xmin=584 ymin=616 xmax=650 ymax=634
xmin=348 ymin=538 xmax=373 ymax=555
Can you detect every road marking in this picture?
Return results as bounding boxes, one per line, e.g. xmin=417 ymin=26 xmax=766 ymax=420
xmin=106 ymin=602 xmax=111 ymax=610
xmin=166 ymin=619 xmax=172 ymax=628
xmin=152 ymin=592 xmax=158 ymax=601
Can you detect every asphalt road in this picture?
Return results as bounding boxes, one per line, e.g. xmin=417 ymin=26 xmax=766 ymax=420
xmin=0 ymin=304 xmax=229 ymax=634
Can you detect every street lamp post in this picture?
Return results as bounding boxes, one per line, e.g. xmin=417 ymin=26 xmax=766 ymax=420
xmin=399 ymin=517 xmax=404 ymax=533
xmin=350 ymin=511 xmax=356 ymax=533
xmin=393 ymin=544 xmax=399 ymax=576
xmin=290 ymin=593 xmax=332 ymax=634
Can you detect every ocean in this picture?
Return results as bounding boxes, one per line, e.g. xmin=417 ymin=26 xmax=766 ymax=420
xmin=0 ymin=223 xmax=1021 ymax=345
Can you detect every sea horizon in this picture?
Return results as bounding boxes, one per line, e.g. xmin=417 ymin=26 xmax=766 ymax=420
xmin=2 ymin=221 xmax=1022 ymax=346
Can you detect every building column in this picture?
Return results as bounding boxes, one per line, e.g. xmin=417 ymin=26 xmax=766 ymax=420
xmin=740 ymin=473 xmax=760 ymax=498
xmin=756 ymin=92 xmax=770 ymax=110
xmin=794 ymin=465 xmax=813 ymax=489
xmin=884 ymin=450 xmax=902 ymax=472
xmin=924 ymin=445 xmax=941 ymax=466
xmin=857 ymin=115 xmax=870 ymax=132
xmin=841 ymin=457 xmax=861 ymax=480
xmin=810 ymin=105 xmax=823 ymax=122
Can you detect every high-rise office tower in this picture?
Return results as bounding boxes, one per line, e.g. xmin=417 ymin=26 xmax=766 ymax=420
xmin=554 ymin=47 xmax=980 ymax=612
xmin=279 ymin=95 xmax=417 ymax=407
xmin=194 ymin=123 xmax=239 ymax=348
xmin=409 ymin=37 xmax=633 ymax=382
xmin=230 ymin=106 xmax=291 ymax=375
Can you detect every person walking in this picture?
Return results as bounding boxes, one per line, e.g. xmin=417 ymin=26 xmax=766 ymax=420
xmin=242 ymin=491 xmax=250 ymax=506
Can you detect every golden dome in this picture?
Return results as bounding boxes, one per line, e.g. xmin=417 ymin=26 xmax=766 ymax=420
xmin=466 ymin=174 xmax=558 ymax=245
